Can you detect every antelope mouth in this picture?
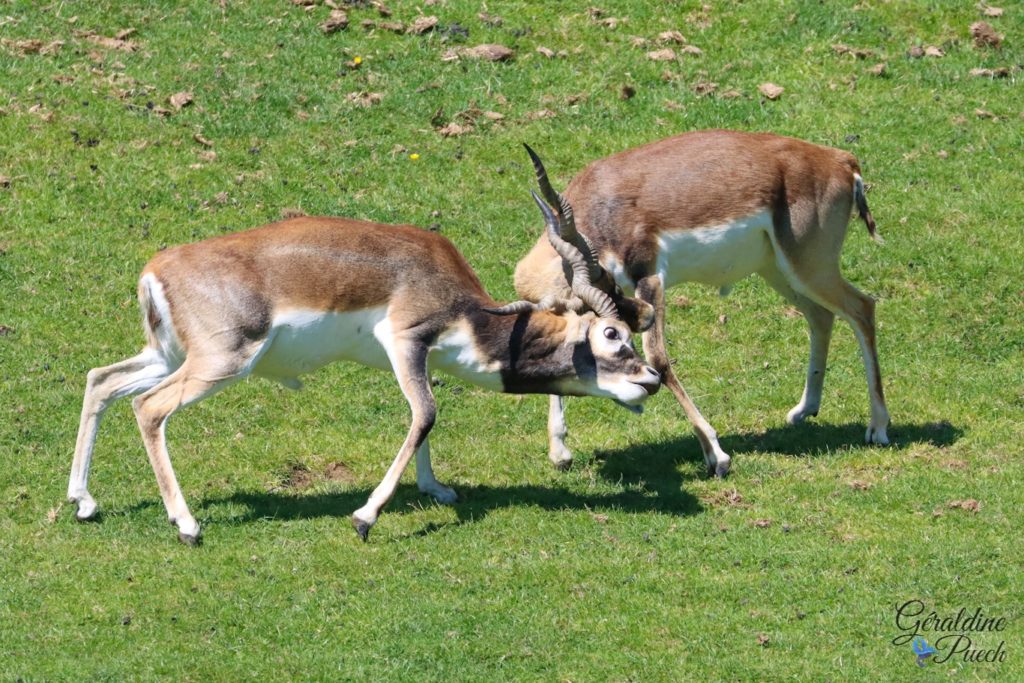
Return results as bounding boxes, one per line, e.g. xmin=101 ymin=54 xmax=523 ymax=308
xmin=636 ymin=379 xmax=661 ymax=396
xmin=630 ymin=371 xmax=661 ymax=396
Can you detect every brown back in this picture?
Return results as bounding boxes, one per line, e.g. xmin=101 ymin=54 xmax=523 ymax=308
xmin=565 ymin=130 xmax=860 ymax=263
xmin=143 ymin=217 xmax=494 ymax=350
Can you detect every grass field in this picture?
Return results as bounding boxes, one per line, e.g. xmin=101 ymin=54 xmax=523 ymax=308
xmin=2 ymin=1 xmax=1022 ymax=680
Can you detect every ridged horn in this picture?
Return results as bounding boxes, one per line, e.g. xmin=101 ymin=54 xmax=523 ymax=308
xmin=523 ymin=143 xmax=604 ymax=282
xmin=483 ymin=300 xmax=543 ymax=316
xmin=530 ymin=190 xmax=618 ymax=320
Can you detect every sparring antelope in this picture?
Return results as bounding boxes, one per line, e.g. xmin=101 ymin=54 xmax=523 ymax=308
xmin=514 ymin=130 xmax=891 ymax=476
xmin=69 ymin=200 xmax=660 ymax=544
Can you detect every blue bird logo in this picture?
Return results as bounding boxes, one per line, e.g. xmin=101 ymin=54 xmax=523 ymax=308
xmin=912 ymin=637 xmax=938 ymax=666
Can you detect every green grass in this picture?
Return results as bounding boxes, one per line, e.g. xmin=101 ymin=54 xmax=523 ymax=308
xmin=2 ymin=0 xmax=1022 ymax=680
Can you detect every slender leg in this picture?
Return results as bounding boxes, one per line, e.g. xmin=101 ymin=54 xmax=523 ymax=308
xmin=778 ymin=264 xmax=890 ymax=444
xmin=69 ymin=347 xmax=173 ymax=520
xmin=778 ymin=196 xmax=890 ymax=445
xmin=758 ymin=266 xmax=836 ymax=425
xmin=132 ymin=358 xmax=243 ymax=544
xmin=636 ymin=275 xmax=731 ymax=477
xmin=415 ymin=437 xmax=457 ymax=504
xmin=351 ymin=342 xmax=436 ymax=540
xmin=836 ymin=281 xmax=890 ymax=444
xmin=547 ymin=394 xmax=573 ymax=469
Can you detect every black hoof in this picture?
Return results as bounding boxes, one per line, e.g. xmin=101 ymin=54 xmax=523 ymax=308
xmin=552 ymin=459 xmax=573 ymax=472
xmin=352 ymin=518 xmax=371 ymax=542
xmin=709 ymin=463 xmax=730 ymax=478
xmin=178 ymin=532 xmax=202 ymax=547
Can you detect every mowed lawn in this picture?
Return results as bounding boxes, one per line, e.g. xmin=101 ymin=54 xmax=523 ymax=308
xmin=1 ymin=1 xmax=1022 ymax=680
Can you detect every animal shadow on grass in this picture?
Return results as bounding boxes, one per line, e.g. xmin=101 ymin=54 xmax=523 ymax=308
xmin=718 ymin=419 xmax=961 ymax=457
xmin=193 ymin=437 xmax=706 ymax=539
xmin=592 ymin=419 xmax=961 ymax=485
xmin=119 ymin=421 xmax=958 ymax=538
xmin=203 ymin=476 xmax=704 ymax=539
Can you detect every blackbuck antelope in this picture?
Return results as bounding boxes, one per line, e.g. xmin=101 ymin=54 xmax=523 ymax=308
xmin=69 ymin=203 xmax=660 ymax=544
xmin=514 ymin=130 xmax=891 ymax=476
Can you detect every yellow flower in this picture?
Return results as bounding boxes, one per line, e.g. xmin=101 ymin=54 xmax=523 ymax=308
xmin=409 ymin=153 xmax=420 ymax=160
xmin=353 ymin=56 xmax=362 ymax=65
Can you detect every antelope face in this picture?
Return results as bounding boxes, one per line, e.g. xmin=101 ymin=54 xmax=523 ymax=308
xmin=580 ymin=317 xmax=661 ymax=410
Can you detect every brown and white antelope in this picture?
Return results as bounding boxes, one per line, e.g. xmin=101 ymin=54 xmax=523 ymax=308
xmin=69 ymin=200 xmax=660 ymax=544
xmin=514 ymin=130 xmax=891 ymax=476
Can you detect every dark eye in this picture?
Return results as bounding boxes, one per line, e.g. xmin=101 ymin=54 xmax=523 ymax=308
xmin=603 ymin=327 xmax=619 ymax=341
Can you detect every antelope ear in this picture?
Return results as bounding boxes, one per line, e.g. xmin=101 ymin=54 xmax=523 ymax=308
xmin=565 ymin=312 xmax=593 ymax=345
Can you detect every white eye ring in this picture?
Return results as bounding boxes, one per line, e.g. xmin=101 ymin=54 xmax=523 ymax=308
xmin=603 ymin=327 xmax=619 ymax=341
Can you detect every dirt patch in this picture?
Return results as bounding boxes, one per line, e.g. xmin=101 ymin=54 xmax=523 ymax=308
xmin=284 ymin=464 xmax=315 ymax=490
xmin=701 ymin=488 xmax=749 ymax=508
xmin=280 ymin=461 xmax=357 ymax=491
xmin=324 ymin=461 xmax=357 ymax=484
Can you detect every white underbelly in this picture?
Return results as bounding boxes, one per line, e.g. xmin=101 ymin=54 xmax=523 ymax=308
xmin=656 ymin=210 xmax=773 ymax=290
xmin=253 ymin=307 xmax=392 ymax=382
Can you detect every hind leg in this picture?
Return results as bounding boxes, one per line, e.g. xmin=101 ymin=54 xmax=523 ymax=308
xmin=69 ymin=347 xmax=173 ymax=520
xmin=759 ymin=266 xmax=836 ymax=425
xmin=773 ymin=194 xmax=889 ymax=445
xmin=835 ymin=280 xmax=890 ymax=444
xmin=132 ymin=357 xmax=246 ymax=543
xmin=774 ymin=262 xmax=890 ymax=445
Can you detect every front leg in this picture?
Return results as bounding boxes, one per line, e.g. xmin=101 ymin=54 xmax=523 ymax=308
xmin=547 ymin=394 xmax=573 ymax=469
xmin=636 ymin=275 xmax=731 ymax=477
xmin=351 ymin=341 xmax=436 ymax=540
xmin=415 ymin=438 xmax=457 ymax=504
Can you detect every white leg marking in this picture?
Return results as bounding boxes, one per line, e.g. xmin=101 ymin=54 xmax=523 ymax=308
xmin=134 ymin=360 xmax=249 ymax=543
xmin=706 ymin=439 xmax=731 ymax=479
xmin=352 ymin=335 xmax=436 ymax=539
xmin=848 ymin=324 xmax=890 ymax=446
xmin=786 ymin=311 xmax=832 ymax=425
xmin=547 ymin=395 xmax=573 ymax=469
xmin=69 ymin=347 xmax=171 ymax=519
xmin=760 ymin=267 xmax=836 ymax=426
xmin=640 ymin=273 xmax=731 ymax=477
xmin=415 ymin=438 xmax=457 ymax=504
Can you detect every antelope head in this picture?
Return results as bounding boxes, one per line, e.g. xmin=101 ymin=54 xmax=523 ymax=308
xmin=487 ymin=190 xmax=660 ymax=412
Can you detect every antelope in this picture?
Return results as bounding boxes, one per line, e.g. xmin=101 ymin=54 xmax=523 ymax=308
xmin=69 ymin=199 xmax=661 ymax=544
xmin=514 ymin=130 xmax=891 ymax=477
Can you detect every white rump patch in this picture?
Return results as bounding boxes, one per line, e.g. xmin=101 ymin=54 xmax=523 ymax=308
xmin=656 ymin=210 xmax=774 ymax=290
xmin=140 ymin=273 xmax=185 ymax=368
